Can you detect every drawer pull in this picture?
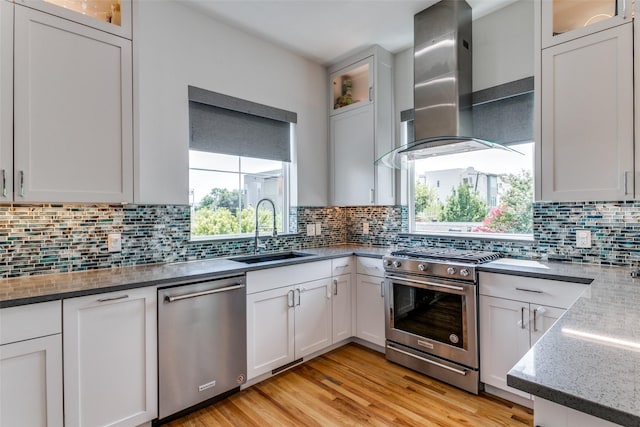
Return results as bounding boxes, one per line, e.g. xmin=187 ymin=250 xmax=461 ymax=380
xmin=97 ymin=294 xmax=129 ymax=303
xmin=515 ymin=287 xmax=543 ymax=294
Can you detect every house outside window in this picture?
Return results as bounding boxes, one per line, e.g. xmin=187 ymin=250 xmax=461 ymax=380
xmin=406 ymin=123 xmax=534 ymax=237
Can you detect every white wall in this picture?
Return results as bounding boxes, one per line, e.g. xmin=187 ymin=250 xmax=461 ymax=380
xmin=472 ymin=0 xmax=534 ymax=91
xmin=393 ymin=0 xmax=534 ymax=103
xmin=134 ymin=1 xmax=328 ymax=206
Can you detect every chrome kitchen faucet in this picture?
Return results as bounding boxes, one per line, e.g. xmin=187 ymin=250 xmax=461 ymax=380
xmin=254 ymin=198 xmax=277 ymax=254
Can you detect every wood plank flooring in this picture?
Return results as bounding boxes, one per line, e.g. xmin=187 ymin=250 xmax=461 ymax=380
xmin=165 ymin=343 xmax=533 ymax=427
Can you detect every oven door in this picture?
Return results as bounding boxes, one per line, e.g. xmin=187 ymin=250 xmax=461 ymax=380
xmin=384 ymin=274 xmax=478 ymax=369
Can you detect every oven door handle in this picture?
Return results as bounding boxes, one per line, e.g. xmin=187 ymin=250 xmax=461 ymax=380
xmin=386 ymin=343 xmax=468 ymax=376
xmin=385 ymin=275 xmax=465 ymax=292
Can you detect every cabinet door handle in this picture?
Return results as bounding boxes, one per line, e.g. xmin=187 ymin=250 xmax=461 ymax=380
xmin=1 ymin=169 xmax=5 ymax=198
xmin=621 ymin=0 xmax=627 ymax=19
xmin=369 ymin=188 xmax=375 ymax=204
xmin=533 ymin=307 xmax=546 ymax=332
xmin=521 ymin=307 xmax=526 ymax=329
xmin=380 ymin=281 xmax=385 ymax=298
xmin=295 ymin=288 xmax=301 ymax=306
xmin=624 ymin=171 xmax=630 ymax=195
xmin=369 ymin=86 xmax=373 ymax=102
xmin=19 ymin=171 xmax=24 ymax=197
xmin=332 ymin=279 xmax=338 ymax=296
xmin=97 ymin=294 xmax=129 ymax=303
xmin=287 ymin=289 xmax=294 ymax=308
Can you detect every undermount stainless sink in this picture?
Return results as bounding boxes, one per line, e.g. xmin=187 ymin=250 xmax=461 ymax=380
xmin=231 ymin=251 xmax=313 ymax=264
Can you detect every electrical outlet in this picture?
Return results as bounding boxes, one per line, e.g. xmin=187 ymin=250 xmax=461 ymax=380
xmin=576 ymin=229 xmax=591 ymax=248
xmin=107 ymin=233 xmax=122 ymax=253
xmin=306 ymin=224 xmax=316 ymax=236
xmin=362 ymin=222 xmax=370 ymax=235
xmin=315 ymin=222 xmax=322 ymax=235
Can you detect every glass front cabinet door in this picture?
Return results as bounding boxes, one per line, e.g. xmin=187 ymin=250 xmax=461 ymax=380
xmin=16 ymin=0 xmax=132 ymax=39
xmin=329 ymin=56 xmax=373 ymax=116
xmin=541 ymin=0 xmax=632 ymax=48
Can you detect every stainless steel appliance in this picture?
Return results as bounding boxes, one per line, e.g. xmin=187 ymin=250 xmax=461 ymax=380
xmin=384 ymin=248 xmax=499 ymax=394
xmin=158 ymin=275 xmax=246 ymax=422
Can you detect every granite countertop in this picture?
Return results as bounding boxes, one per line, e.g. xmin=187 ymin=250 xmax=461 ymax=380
xmin=487 ymin=259 xmax=640 ymax=426
xmin=0 ymin=245 xmax=388 ymax=308
xmin=4 ymin=246 xmax=639 ymax=424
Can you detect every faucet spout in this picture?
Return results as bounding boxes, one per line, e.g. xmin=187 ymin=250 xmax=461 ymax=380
xmin=254 ymin=198 xmax=277 ymax=254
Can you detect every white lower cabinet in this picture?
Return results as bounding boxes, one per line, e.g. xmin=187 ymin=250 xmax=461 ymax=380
xmin=479 ymin=272 xmax=589 ymax=401
xmin=535 ymin=397 xmax=620 ymax=427
xmin=332 ymin=273 xmax=352 ymax=342
xmin=0 ymin=301 xmax=63 ymax=427
xmin=246 ymin=261 xmax=333 ymax=380
xmin=63 ymin=287 xmax=157 ymax=427
xmin=479 ymin=295 xmax=564 ymax=398
xmin=355 ymin=257 xmax=385 ymax=347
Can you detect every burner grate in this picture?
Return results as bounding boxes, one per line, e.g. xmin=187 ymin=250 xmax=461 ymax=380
xmin=390 ymin=248 xmax=501 ymax=264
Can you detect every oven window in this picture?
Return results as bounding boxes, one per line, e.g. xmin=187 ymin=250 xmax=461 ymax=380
xmin=392 ymin=283 xmax=465 ymax=349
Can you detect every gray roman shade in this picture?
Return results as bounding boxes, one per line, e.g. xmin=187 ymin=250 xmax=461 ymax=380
xmin=188 ymin=86 xmax=297 ymax=162
xmin=400 ymin=77 xmax=534 ymax=146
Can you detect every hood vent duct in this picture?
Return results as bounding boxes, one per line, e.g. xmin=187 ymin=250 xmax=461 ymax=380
xmin=413 ymin=0 xmax=472 ymax=146
xmin=377 ymin=0 xmax=531 ymax=168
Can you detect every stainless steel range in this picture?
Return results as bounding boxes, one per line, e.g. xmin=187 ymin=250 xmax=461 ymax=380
xmin=383 ymin=247 xmax=500 ymax=394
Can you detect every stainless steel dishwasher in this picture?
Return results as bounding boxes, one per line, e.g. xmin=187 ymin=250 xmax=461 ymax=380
xmin=158 ymin=275 xmax=246 ymax=422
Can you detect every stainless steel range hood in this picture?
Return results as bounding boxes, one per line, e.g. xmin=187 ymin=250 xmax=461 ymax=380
xmin=376 ymin=0 xmax=520 ymax=168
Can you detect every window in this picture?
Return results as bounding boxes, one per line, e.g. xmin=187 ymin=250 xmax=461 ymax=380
xmin=187 ymin=87 xmax=296 ymax=239
xmin=410 ymin=142 xmax=534 ymax=236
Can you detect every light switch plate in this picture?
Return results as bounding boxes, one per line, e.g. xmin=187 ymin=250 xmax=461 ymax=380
xmin=306 ymin=224 xmax=315 ymax=236
xmin=107 ymin=233 xmax=122 ymax=253
xmin=315 ymin=222 xmax=322 ymax=235
xmin=363 ymin=222 xmax=370 ymax=235
xmin=576 ymin=229 xmax=591 ymax=248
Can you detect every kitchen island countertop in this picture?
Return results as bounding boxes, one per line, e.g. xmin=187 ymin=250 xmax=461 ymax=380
xmin=481 ymin=258 xmax=640 ymax=426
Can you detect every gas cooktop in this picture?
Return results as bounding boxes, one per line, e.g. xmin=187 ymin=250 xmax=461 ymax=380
xmin=389 ymin=247 xmax=501 ymax=264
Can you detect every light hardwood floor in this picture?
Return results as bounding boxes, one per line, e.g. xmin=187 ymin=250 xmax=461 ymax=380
xmin=166 ymin=343 xmax=533 ymax=426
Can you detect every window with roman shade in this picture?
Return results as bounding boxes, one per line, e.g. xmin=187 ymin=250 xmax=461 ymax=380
xmin=187 ymin=86 xmax=297 ymax=239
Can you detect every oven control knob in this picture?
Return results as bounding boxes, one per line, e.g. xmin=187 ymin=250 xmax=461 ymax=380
xmin=460 ymin=268 xmax=470 ymax=277
xmin=418 ymin=263 xmax=427 ymax=272
xmin=392 ymin=260 xmax=402 ymax=268
xmin=385 ymin=260 xmax=393 ymax=267
xmin=447 ymin=267 xmax=457 ymax=275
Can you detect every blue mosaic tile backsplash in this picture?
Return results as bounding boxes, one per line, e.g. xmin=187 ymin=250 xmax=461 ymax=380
xmin=2 ymin=200 xmax=640 ymax=278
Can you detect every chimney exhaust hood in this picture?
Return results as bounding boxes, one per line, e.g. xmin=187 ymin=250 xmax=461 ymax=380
xmin=376 ymin=0 xmax=521 ymax=168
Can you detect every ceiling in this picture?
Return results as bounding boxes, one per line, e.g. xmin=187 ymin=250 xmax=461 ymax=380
xmin=181 ymin=0 xmax=519 ymax=66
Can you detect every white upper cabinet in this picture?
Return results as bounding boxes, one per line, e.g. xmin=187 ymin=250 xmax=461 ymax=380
xmin=541 ymin=0 xmax=632 ymax=48
xmin=328 ymin=46 xmax=395 ymax=206
xmin=538 ymin=23 xmax=633 ymax=201
xmin=0 ymin=1 xmax=12 ymax=203
xmin=13 ymin=5 xmax=133 ymax=203
xmin=330 ymin=56 xmax=373 ymax=116
xmin=15 ymin=0 xmax=132 ymax=39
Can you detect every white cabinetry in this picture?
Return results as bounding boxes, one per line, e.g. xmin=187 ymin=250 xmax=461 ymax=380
xmin=63 ymin=287 xmax=157 ymax=427
xmin=328 ymin=46 xmax=394 ymax=206
xmin=534 ymin=397 xmax=620 ymax=427
xmin=0 ymin=1 xmax=12 ymax=202
xmin=355 ymin=257 xmax=385 ymax=348
xmin=539 ymin=23 xmax=633 ymax=201
xmin=536 ymin=0 xmax=634 ymax=202
xmin=331 ymin=257 xmax=353 ymax=343
xmin=246 ymin=261 xmax=333 ymax=380
xmin=479 ymin=272 xmax=588 ymax=401
xmin=540 ymin=0 xmax=631 ymax=48
xmin=17 ymin=0 xmax=133 ymax=39
xmin=0 ymin=301 xmax=63 ymax=427
xmin=12 ymin=5 xmax=133 ymax=203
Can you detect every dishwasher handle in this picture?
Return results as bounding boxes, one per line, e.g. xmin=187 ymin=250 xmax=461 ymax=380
xmin=165 ymin=284 xmax=245 ymax=303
